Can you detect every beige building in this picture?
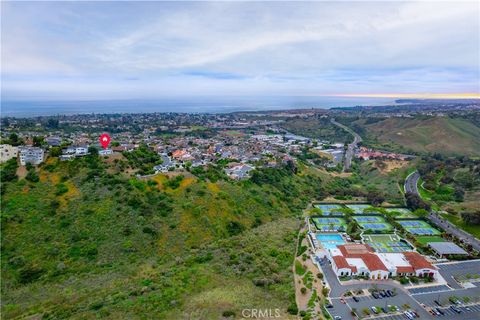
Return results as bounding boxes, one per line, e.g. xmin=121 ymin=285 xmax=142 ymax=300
xmin=0 ymin=144 xmax=18 ymax=163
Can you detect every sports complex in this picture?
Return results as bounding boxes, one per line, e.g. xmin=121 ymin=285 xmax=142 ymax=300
xmin=353 ymin=215 xmax=393 ymax=232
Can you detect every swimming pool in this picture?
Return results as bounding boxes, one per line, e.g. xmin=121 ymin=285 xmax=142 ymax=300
xmin=316 ymin=233 xmax=345 ymax=250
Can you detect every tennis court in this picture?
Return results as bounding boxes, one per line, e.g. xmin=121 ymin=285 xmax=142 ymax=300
xmin=345 ymin=204 xmax=373 ymax=214
xmin=313 ymin=204 xmax=344 ymax=216
xmin=312 ymin=217 xmax=347 ymax=232
xmin=398 ymin=220 xmax=441 ymax=235
xmin=353 ymin=215 xmax=393 ymax=231
xmin=363 ymin=234 xmax=413 ymax=253
xmin=385 ymin=208 xmax=415 ymax=218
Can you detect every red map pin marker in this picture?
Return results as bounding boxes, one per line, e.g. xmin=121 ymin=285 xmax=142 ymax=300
xmin=99 ymin=133 xmax=111 ymax=149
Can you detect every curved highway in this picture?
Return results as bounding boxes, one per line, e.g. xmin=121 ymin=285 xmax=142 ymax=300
xmin=330 ymin=119 xmax=362 ymax=171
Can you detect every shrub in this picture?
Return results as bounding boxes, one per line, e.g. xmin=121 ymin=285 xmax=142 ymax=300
xmin=222 ymin=310 xmax=235 ymax=317
xmin=287 ymin=303 xmax=298 ymax=315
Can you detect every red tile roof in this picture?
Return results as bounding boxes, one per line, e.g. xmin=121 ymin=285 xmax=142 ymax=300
xmin=361 ymin=253 xmax=388 ymax=272
xmin=396 ymin=266 xmax=415 ymax=273
xmin=403 ymin=252 xmax=436 ymax=271
xmin=338 ymin=244 xmax=373 ymax=257
xmin=333 ymin=255 xmax=350 ymax=269
xmin=332 ymin=255 xmax=357 ymax=273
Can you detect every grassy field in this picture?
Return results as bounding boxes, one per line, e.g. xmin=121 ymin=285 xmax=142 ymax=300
xmin=441 ymin=213 xmax=480 ymax=239
xmin=415 ymin=236 xmax=445 ymax=245
xmin=361 ymin=116 xmax=480 ymax=156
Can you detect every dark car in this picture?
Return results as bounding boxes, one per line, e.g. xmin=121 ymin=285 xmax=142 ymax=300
xmin=450 ymin=306 xmax=461 ymax=313
xmin=434 ymin=300 xmax=442 ymax=306
xmin=326 ymin=304 xmax=333 ymax=309
xmin=352 ymin=296 xmax=359 ymax=302
xmin=379 ymin=290 xmax=387 ymax=297
xmin=436 ymin=308 xmax=444 ymax=315
xmin=387 ymin=290 xmax=394 ymax=296
xmin=372 ymin=292 xmax=380 ymax=299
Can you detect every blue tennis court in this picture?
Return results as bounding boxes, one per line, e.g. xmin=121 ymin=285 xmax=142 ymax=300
xmin=354 ymin=216 xmax=382 ymax=222
xmin=354 ymin=215 xmax=393 ymax=231
xmin=312 ymin=217 xmax=347 ymax=232
xmin=398 ymin=220 xmax=441 ymax=235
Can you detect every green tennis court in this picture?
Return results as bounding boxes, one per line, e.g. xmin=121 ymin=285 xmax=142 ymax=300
xmin=363 ymin=234 xmax=413 ymax=253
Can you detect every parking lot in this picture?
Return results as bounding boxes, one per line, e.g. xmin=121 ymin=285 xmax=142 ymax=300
xmin=436 ymin=260 xmax=480 ymax=289
xmin=408 ymin=285 xmax=451 ymax=295
xmin=343 ymin=288 xmax=433 ymax=319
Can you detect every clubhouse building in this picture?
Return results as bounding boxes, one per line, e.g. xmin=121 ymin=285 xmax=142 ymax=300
xmin=330 ymin=244 xmax=438 ymax=280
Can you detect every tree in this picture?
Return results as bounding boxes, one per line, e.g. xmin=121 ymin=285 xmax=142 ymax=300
xmin=33 ymin=136 xmax=44 ymax=147
xmin=8 ymin=133 xmax=20 ymax=146
xmin=405 ymin=192 xmax=430 ymax=211
xmin=367 ymin=190 xmax=385 ymax=206
xmin=461 ymin=211 xmax=480 ymax=225
xmin=0 ymin=158 xmax=18 ymax=183
xmin=453 ymin=187 xmax=465 ymax=202
xmin=26 ymin=169 xmax=39 ymax=182
xmin=49 ymin=147 xmax=62 ymax=157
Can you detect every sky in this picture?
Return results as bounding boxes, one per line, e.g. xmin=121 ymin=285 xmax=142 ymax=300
xmin=1 ymin=1 xmax=479 ymax=101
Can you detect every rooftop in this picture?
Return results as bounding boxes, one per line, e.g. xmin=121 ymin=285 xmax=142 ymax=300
xmin=428 ymin=242 xmax=468 ymax=255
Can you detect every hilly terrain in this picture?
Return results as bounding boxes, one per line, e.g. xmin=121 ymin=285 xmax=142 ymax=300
xmin=1 ymin=155 xmax=349 ymax=319
xmin=356 ymin=116 xmax=480 ymax=156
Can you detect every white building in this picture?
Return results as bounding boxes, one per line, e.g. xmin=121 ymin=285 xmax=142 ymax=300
xmin=329 ymin=244 xmax=437 ymax=280
xmin=0 ymin=144 xmax=18 ymax=163
xmin=19 ymin=147 xmax=44 ymax=166
xmin=98 ymin=149 xmax=113 ymax=156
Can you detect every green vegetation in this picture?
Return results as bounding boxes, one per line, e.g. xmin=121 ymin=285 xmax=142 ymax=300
xmin=280 ymin=116 xmax=353 ymax=144
xmin=3 ymin=156 xmax=357 ymax=319
xmin=441 ymin=213 xmax=480 ymax=239
xmin=354 ymin=116 xmax=480 ymax=156
xmin=122 ymin=144 xmax=163 ymax=175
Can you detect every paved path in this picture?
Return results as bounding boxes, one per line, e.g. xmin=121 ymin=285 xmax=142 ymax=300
xmin=330 ymin=118 xmax=362 ymax=172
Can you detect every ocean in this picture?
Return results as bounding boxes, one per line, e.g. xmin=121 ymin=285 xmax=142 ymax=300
xmin=1 ymin=96 xmax=395 ymax=118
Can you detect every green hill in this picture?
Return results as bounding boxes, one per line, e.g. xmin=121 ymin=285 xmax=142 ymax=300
xmin=362 ymin=116 xmax=480 ymax=156
xmin=1 ymin=156 xmax=335 ymax=319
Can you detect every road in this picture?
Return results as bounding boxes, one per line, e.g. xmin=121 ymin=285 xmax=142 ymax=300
xmin=404 ymin=170 xmax=420 ymax=194
xmin=330 ymin=119 xmax=362 ymax=171
xmin=428 ymin=212 xmax=480 ymax=252
xmin=403 ymin=170 xmax=480 ymax=252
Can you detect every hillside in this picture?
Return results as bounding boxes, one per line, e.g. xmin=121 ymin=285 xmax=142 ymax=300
xmin=360 ymin=116 xmax=480 ymax=156
xmin=1 ymin=156 xmax=337 ymax=319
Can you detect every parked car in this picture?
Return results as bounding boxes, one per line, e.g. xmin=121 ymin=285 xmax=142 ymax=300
xmin=404 ymin=311 xmax=414 ymax=319
xmin=434 ymin=300 xmax=442 ymax=306
xmin=352 ymin=296 xmax=359 ymax=302
xmin=334 ymin=316 xmax=342 ymax=320
xmin=371 ymin=306 xmax=379 ymax=314
xmin=450 ymin=306 xmax=461 ymax=313
xmin=379 ymin=290 xmax=387 ymax=297
xmin=387 ymin=289 xmax=395 ymax=296
xmin=435 ymin=307 xmax=444 ymax=315
xmin=326 ymin=304 xmax=333 ymax=309
xmin=372 ymin=292 xmax=380 ymax=299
